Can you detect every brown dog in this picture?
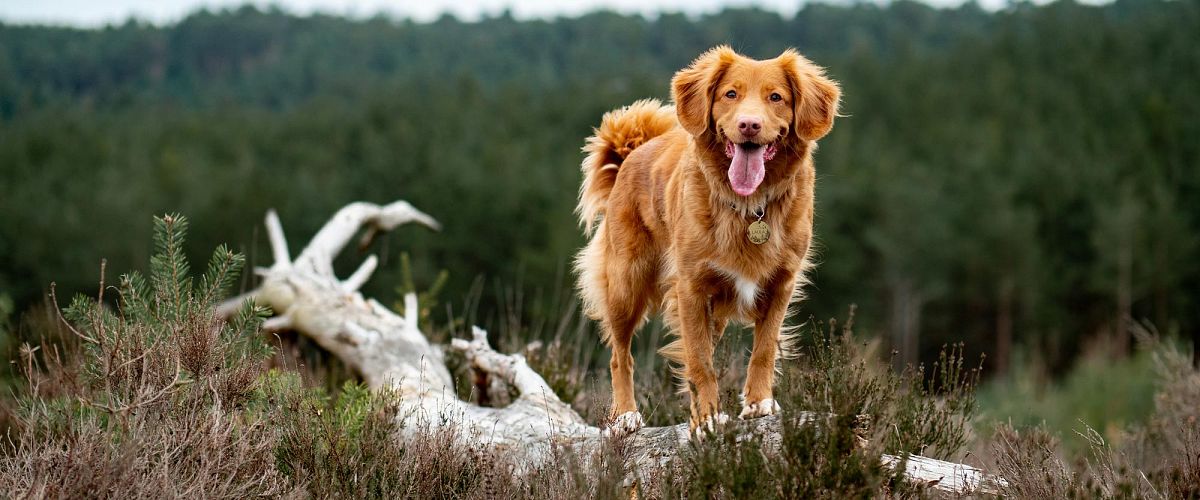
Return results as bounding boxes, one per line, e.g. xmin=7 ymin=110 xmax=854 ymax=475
xmin=575 ymin=46 xmax=840 ymax=434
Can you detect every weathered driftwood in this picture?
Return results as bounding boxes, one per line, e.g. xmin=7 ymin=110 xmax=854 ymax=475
xmin=220 ymin=201 xmax=1006 ymax=495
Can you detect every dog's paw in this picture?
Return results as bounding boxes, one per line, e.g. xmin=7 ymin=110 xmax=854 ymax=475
xmin=739 ymin=398 xmax=781 ymax=420
xmin=602 ymin=411 xmax=644 ymax=438
xmin=689 ymin=412 xmax=730 ymax=441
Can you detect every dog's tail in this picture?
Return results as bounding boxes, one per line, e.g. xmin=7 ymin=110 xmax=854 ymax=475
xmin=576 ymin=99 xmax=676 ymax=235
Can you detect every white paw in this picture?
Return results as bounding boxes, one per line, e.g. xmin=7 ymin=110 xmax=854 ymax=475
xmin=739 ymin=398 xmax=781 ymax=419
xmin=690 ymin=412 xmax=730 ymax=441
xmin=602 ymin=411 xmax=644 ymax=438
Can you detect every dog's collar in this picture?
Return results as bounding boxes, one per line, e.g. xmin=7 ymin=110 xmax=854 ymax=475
xmin=729 ymin=202 xmax=766 ymax=220
xmin=731 ymin=201 xmax=771 ymax=245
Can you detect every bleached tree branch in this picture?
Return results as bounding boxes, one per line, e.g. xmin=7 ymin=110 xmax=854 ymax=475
xmin=222 ymin=201 xmax=1005 ymax=494
xmin=342 ymin=254 xmax=378 ymax=293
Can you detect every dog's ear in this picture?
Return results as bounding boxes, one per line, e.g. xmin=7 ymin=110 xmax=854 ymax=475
xmin=671 ymin=46 xmax=737 ymax=137
xmin=779 ymin=49 xmax=840 ymax=141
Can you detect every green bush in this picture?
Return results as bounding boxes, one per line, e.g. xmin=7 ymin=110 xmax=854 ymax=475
xmin=977 ymin=341 xmax=1158 ymax=455
xmin=0 ymin=214 xmax=287 ymax=497
xmin=989 ymin=336 xmax=1200 ymax=498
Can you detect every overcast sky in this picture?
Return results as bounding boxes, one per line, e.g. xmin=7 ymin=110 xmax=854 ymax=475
xmin=0 ymin=0 xmax=1021 ymax=27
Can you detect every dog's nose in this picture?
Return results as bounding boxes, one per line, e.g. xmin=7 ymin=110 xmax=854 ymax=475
xmin=737 ymin=116 xmax=762 ymax=137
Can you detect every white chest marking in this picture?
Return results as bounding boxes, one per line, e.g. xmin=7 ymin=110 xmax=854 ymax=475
xmin=734 ymin=276 xmax=759 ymax=312
xmin=711 ymin=264 xmax=760 ymax=313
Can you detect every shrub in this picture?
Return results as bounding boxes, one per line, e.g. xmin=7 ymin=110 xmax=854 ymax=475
xmin=275 ymin=376 xmax=523 ymax=498
xmin=0 ymin=214 xmax=289 ymax=498
xmin=989 ymin=331 xmax=1200 ymax=499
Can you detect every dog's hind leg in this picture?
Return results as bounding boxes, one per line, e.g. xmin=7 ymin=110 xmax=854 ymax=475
xmin=602 ymin=306 xmax=646 ymax=437
xmin=600 ymin=234 xmax=657 ymax=435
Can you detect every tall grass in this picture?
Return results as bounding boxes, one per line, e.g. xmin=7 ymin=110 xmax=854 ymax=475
xmin=988 ymin=333 xmax=1200 ymax=498
xmin=976 ymin=336 xmax=1161 ymax=456
xmin=3 ymin=215 xmax=1198 ymax=498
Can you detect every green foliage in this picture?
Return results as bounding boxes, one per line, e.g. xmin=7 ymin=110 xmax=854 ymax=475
xmin=782 ymin=312 xmax=981 ymax=460
xmin=524 ymin=339 xmax=586 ymax=406
xmin=0 ymin=215 xmax=290 ymax=496
xmin=394 ymin=251 xmax=449 ymax=328
xmin=1 ymin=0 xmax=1197 ymax=377
xmin=661 ymin=418 xmax=893 ymax=499
xmin=887 ymin=344 xmax=981 ymax=458
xmin=0 ymin=293 xmax=12 ymax=334
xmin=0 ymin=215 xmax=525 ymax=498
xmin=990 ymin=336 xmax=1200 ymax=498
xmin=0 ymin=293 xmax=15 ymax=379
xmin=2 ymin=2 xmax=1200 ymax=496
xmin=977 ymin=342 xmax=1158 ymax=456
xmin=59 ymin=214 xmax=271 ymax=399
xmin=274 ymin=378 xmax=523 ymax=498
xmin=275 ymin=379 xmax=406 ymax=494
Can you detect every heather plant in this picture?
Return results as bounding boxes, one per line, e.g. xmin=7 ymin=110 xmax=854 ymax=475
xmin=5 ymin=0 xmax=1198 ymax=384
xmin=273 ymin=375 xmax=524 ymax=498
xmin=990 ymin=331 xmax=1200 ymax=499
xmin=1136 ymin=336 xmax=1200 ymax=498
xmin=8 ymin=213 xmax=1199 ymax=499
xmin=779 ymin=308 xmax=981 ymax=461
xmin=976 ymin=339 xmax=1159 ymax=456
xmin=655 ymin=415 xmax=896 ymax=499
xmin=0 ymin=215 xmax=642 ymax=499
xmin=0 ymin=214 xmax=290 ymax=497
xmin=66 ymin=214 xmax=272 ymax=414
xmin=555 ymin=307 xmax=983 ymax=498
xmin=885 ymin=343 xmax=980 ymax=459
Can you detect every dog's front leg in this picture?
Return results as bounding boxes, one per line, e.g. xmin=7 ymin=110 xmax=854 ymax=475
xmin=676 ymin=279 xmax=726 ymax=432
xmin=741 ymin=268 xmax=797 ymax=419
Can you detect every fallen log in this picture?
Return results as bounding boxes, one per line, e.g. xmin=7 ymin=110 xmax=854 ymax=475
xmin=220 ymin=200 xmax=1006 ymax=495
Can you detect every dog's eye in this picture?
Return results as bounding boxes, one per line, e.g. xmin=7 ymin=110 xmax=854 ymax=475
xmin=769 ymin=92 xmax=783 ymax=102
xmin=725 ymin=90 xmax=737 ymax=99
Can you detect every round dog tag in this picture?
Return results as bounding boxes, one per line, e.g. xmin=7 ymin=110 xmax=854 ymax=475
xmin=747 ymin=220 xmax=770 ymax=245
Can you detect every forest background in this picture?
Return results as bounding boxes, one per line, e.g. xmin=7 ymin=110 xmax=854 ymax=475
xmin=1 ymin=0 xmax=1197 ymax=445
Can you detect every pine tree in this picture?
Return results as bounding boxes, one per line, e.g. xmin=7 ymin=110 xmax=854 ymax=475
xmin=57 ymin=213 xmax=271 ymax=418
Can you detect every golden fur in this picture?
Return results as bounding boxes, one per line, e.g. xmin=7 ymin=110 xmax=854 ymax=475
xmin=575 ymin=46 xmax=840 ymax=429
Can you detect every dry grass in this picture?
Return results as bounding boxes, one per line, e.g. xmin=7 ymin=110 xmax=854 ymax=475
xmin=3 ymin=215 xmax=1198 ymax=499
xmin=274 ymin=376 xmax=526 ymax=498
xmin=1 ymin=215 xmax=290 ymax=498
xmin=4 ymin=403 xmax=292 ymax=498
xmin=988 ymin=328 xmax=1200 ymax=499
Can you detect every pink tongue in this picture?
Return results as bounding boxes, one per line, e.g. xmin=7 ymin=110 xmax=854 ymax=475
xmin=728 ymin=145 xmax=766 ymax=196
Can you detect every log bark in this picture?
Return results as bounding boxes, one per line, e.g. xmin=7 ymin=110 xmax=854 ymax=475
xmin=221 ymin=201 xmax=1006 ymax=495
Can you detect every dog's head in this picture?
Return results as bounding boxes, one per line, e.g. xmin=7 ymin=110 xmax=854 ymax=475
xmin=671 ymin=46 xmax=840 ymax=196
